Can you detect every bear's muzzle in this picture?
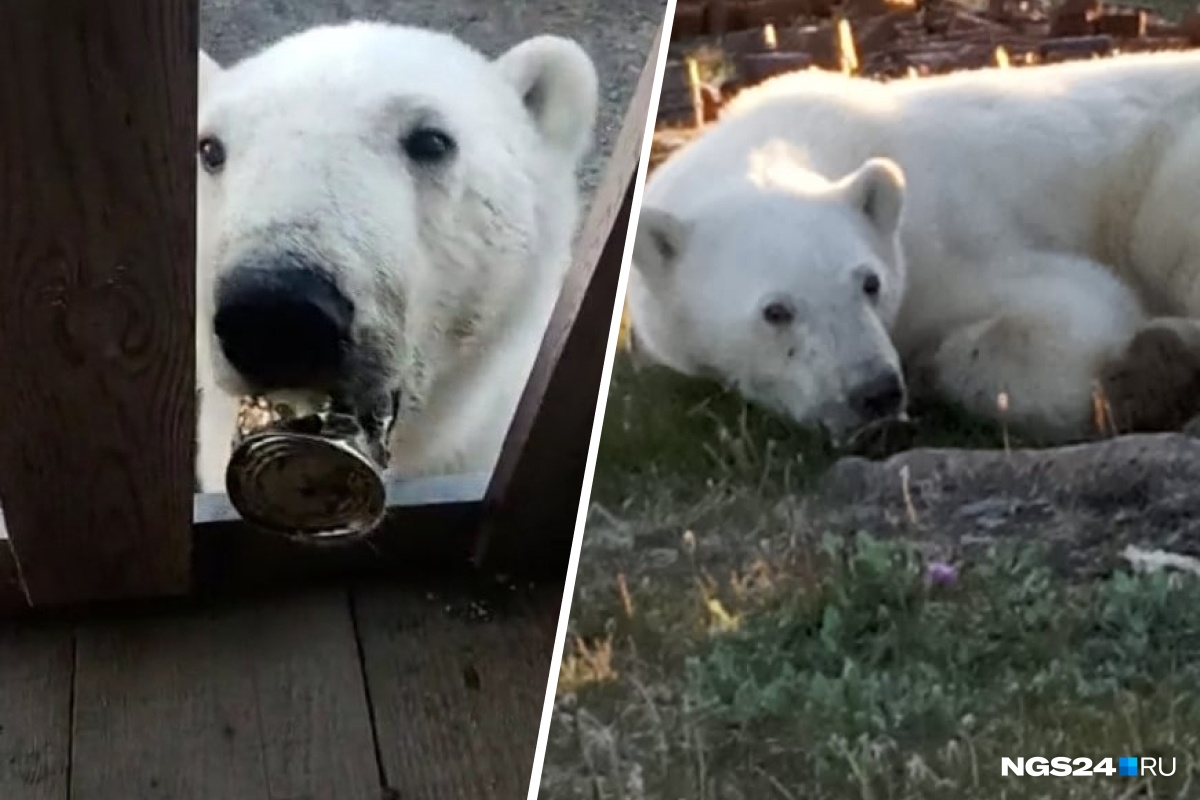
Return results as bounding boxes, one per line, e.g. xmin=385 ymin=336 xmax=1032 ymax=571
xmin=214 ymin=253 xmax=355 ymax=391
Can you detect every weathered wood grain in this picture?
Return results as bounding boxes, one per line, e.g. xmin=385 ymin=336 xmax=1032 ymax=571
xmin=477 ymin=22 xmax=665 ymax=575
xmin=0 ymin=0 xmax=197 ymax=605
xmin=355 ymin=582 xmax=562 ymax=799
xmin=71 ymin=591 xmax=380 ymax=800
xmin=0 ymin=623 xmax=73 ymax=800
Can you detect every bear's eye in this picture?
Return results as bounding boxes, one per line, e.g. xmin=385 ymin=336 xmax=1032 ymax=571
xmin=762 ymin=300 xmax=796 ymax=327
xmin=402 ymin=127 xmax=457 ymax=165
xmin=198 ymin=135 xmax=227 ymax=174
xmin=861 ymin=271 xmax=882 ymax=300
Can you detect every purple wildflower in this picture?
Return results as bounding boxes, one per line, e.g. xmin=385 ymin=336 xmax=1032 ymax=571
xmin=925 ymin=561 xmax=958 ymax=588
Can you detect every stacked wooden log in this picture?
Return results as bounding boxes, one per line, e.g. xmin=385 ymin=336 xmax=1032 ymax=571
xmin=656 ymin=0 xmax=1200 ymax=131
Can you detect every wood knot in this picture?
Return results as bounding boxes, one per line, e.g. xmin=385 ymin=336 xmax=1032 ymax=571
xmin=56 ymin=267 xmax=149 ymax=365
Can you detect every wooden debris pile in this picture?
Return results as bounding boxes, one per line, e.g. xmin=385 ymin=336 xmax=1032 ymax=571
xmin=656 ymin=0 xmax=1200 ymax=128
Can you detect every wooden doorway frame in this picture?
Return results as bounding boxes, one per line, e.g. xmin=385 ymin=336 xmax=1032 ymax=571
xmin=0 ymin=1 xmax=662 ymax=614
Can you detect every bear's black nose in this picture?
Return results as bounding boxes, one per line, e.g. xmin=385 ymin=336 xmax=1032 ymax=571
xmin=213 ymin=255 xmax=354 ymax=390
xmin=848 ymin=370 xmax=906 ymax=421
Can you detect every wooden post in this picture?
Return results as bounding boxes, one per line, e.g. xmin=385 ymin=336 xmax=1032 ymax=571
xmin=476 ymin=22 xmax=665 ymax=576
xmin=0 ymin=1 xmax=197 ymax=605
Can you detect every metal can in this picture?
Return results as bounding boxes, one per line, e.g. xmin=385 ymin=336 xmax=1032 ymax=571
xmin=225 ymin=390 xmax=388 ymax=543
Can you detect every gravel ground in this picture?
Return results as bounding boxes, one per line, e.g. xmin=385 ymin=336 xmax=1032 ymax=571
xmin=199 ymin=0 xmax=669 ymax=203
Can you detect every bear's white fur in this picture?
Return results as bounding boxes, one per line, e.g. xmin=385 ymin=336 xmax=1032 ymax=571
xmin=194 ymin=22 xmax=599 ymax=492
xmin=631 ymin=51 xmax=1200 ymax=443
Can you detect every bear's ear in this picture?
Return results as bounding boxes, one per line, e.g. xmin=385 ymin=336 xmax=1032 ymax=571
xmin=199 ymin=49 xmax=222 ymax=104
xmin=838 ymin=157 xmax=906 ymax=237
xmin=494 ymin=35 xmax=599 ymax=161
xmin=634 ymin=207 xmax=691 ymax=282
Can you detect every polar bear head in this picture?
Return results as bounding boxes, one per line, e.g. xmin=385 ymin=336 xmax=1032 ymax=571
xmin=628 ymin=156 xmax=909 ymax=441
xmin=196 ymin=22 xmax=598 ymax=434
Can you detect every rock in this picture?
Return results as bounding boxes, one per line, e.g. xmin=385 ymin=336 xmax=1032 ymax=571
xmin=815 ymin=433 xmax=1200 ymax=575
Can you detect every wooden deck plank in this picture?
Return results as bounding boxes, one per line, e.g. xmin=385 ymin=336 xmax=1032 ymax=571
xmin=0 ymin=624 xmax=73 ymax=800
xmin=355 ymin=581 xmax=562 ymax=799
xmin=0 ymin=0 xmax=197 ymax=606
xmin=71 ymin=591 xmax=380 ymax=800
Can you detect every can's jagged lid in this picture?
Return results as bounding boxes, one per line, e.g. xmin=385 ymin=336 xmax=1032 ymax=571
xmin=226 ymin=430 xmax=387 ymax=542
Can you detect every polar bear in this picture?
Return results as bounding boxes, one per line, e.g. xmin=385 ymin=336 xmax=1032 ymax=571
xmin=630 ymin=51 xmax=1200 ymax=445
xmin=194 ymin=22 xmax=599 ymax=492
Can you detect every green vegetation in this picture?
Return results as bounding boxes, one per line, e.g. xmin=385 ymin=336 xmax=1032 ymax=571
xmin=547 ymin=350 xmax=1200 ymax=800
xmin=688 ymin=534 xmax=1200 ymax=798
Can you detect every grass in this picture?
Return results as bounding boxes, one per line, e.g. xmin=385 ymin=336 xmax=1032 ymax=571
xmin=687 ymin=535 xmax=1200 ymax=798
xmin=1144 ymin=0 xmax=1200 ymax=21
xmin=541 ymin=343 xmax=1200 ymax=800
xmin=592 ymin=343 xmax=1016 ymax=504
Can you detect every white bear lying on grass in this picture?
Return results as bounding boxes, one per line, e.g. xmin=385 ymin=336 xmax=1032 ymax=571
xmin=630 ymin=51 xmax=1200 ymax=445
xmin=194 ymin=22 xmax=599 ymax=492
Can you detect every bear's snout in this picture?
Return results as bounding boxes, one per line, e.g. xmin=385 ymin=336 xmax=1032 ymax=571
xmin=213 ymin=255 xmax=354 ymax=391
xmin=847 ymin=369 xmax=906 ymax=422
